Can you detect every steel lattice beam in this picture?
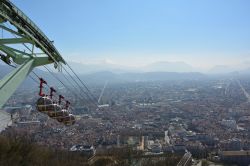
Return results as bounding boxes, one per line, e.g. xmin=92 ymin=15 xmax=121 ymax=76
xmin=0 ymin=0 xmax=65 ymax=108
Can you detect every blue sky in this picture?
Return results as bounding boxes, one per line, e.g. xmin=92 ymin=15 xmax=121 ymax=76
xmin=12 ymin=0 xmax=250 ymax=69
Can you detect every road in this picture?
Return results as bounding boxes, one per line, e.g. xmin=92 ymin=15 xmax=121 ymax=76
xmin=237 ymin=80 xmax=250 ymax=102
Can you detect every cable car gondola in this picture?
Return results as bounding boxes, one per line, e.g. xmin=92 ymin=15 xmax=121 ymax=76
xmin=36 ymin=78 xmax=76 ymax=125
xmin=49 ymin=95 xmax=70 ymax=122
xmin=36 ymin=78 xmax=53 ymax=113
xmin=49 ymin=109 xmax=69 ymax=121
xmin=59 ymin=101 xmax=76 ymax=125
xmin=61 ymin=114 xmax=76 ymax=125
xmin=36 ymin=96 xmax=53 ymax=113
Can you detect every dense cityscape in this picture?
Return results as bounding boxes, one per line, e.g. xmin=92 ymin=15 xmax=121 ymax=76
xmin=1 ymin=74 xmax=250 ymax=165
xmin=1 ymin=0 xmax=250 ymax=165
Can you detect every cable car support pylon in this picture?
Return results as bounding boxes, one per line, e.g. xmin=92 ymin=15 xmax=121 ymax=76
xmin=0 ymin=0 xmax=65 ymax=108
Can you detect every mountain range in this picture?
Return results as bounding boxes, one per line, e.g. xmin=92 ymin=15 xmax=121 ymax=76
xmin=0 ymin=63 xmax=205 ymax=88
xmin=66 ymin=61 xmax=195 ymax=74
xmin=1 ymin=61 xmax=250 ymax=88
xmin=67 ymin=61 xmax=250 ymax=75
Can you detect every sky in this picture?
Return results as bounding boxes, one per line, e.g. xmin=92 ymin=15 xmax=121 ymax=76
xmin=12 ymin=0 xmax=250 ymax=70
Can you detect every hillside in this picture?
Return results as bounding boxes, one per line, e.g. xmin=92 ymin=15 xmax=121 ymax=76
xmin=0 ymin=134 xmax=181 ymax=166
xmin=0 ymin=135 xmax=89 ymax=166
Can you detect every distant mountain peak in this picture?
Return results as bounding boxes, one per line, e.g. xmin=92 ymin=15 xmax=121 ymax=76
xmin=143 ymin=61 xmax=194 ymax=72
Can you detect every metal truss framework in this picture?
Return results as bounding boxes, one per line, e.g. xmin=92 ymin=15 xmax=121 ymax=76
xmin=0 ymin=0 xmax=65 ymax=108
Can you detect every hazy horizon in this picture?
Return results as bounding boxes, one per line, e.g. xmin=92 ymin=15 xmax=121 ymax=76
xmin=64 ymin=59 xmax=250 ymax=74
xmin=12 ymin=0 xmax=250 ymax=71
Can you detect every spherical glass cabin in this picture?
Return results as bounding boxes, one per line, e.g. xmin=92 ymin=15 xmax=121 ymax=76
xmin=61 ymin=114 xmax=76 ymax=125
xmin=36 ymin=96 xmax=53 ymax=113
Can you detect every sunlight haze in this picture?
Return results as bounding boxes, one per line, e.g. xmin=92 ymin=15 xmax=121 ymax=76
xmin=12 ymin=0 xmax=250 ymax=72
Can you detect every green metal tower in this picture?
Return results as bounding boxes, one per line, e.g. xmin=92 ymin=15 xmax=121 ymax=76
xmin=0 ymin=0 xmax=65 ymax=108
